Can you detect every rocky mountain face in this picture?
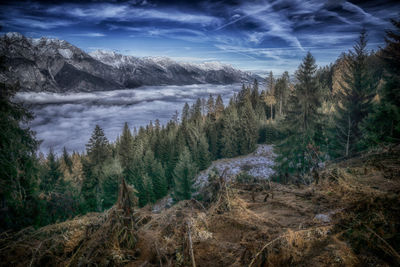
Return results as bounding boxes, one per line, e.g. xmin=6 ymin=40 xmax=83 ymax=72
xmin=0 ymin=33 xmax=258 ymax=92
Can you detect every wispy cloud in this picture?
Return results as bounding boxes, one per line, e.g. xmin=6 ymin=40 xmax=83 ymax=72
xmin=48 ymin=3 xmax=221 ymax=26
xmin=4 ymin=17 xmax=72 ymax=30
xmin=71 ymin=33 xmax=106 ymax=37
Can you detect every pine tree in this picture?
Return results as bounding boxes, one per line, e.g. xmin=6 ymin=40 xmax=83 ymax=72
xmin=81 ymin=158 xmax=102 ymax=211
xmin=274 ymin=71 xmax=290 ymax=117
xmin=360 ymin=19 xmax=400 ymax=146
xmin=41 ymin=148 xmax=63 ymax=193
xmin=118 ymin=122 xmax=133 ymax=169
xmin=197 ymin=134 xmax=211 ymax=170
xmin=62 ymin=147 xmax=72 ymax=174
xmin=143 ymin=150 xmax=167 ymax=199
xmin=207 ymin=94 xmax=215 ymax=117
xmin=275 ymin=52 xmax=322 ymax=178
xmin=220 ymin=104 xmax=239 ymax=158
xmin=143 ymin=174 xmax=155 ymax=204
xmin=265 ymin=71 xmax=276 ymax=120
xmin=0 ymin=78 xmax=39 ymax=230
xmin=182 ymin=103 xmax=190 ymax=123
xmin=101 ymin=158 xmax=122 ymax=209
xmin=251 ymin=79 xmax=260 ymax=109
xmin=173 ymin=147 xmax=198 ymax=201
xmin=215 ymin=95 xmax=224 ymax=119
xmin=86 ymin=125 xmax=110 ymax=165
xmin=238 ymin=97 xmax=258 ymax=154
xmin=333 ymin=31 xmax=376 ymax=157
xmin=191 ymin=98 xmax=202 ymax=124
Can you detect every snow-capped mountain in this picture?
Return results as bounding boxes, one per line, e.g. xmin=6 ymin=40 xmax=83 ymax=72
xmin=0 ymin=33 xmax=259 ymax=92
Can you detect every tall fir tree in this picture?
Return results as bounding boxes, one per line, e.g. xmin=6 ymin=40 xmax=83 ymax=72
xmin=0 ymin=79 xmax=40 ymax=230
xmin=265 ymin=71 xmax=276 ymax=120
xmin=173 ymin=147 xmax=198 ymax=201
xmin=143 ymin=150 xmax=167 ymax=199
xmin=360 ymin=18 xmax=400 ymax=146
xmin=220 ymin=104 xmax=239 ymax=158
xmin=275 ymin=52 xmax=322 ymax=179
xmin=215 ymin=95 xmax=224 ymax=119
xmin=238 ymin=97 xmax=258 ymax=154
xmin=332 ymin=31 xmax=376 ymax=157
xmin=196 ymin=134 xmax=211 ymax=170
xmin=86 ymin=125 xmax=110 ymax=165
xmin=40 ymin=148 xmax=63 ymax=193
xmin=274 ymin=71 xmax=290 ymax=117
xmin=62 ymin=147 xmax=72 ymax=174
xmin=118 ymin=122 xmax=133 ymax=169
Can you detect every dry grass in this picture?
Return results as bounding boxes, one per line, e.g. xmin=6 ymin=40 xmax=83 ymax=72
xmin=1 ymin=148 xmax=399 ymax=266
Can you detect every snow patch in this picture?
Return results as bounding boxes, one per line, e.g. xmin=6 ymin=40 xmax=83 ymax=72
xmin=195 ymin=144 xmax=275 ymax=188
xmin=58 ymin=49 xmax=73 ymax=59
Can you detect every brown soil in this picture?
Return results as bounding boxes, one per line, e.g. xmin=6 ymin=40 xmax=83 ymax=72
xmin=1 ymin=148 xmax=399 ymax=267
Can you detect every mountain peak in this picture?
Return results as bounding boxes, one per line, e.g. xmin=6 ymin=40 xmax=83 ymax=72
xmin=1 ymin=32 xmax=259 ymax=92
xmin=5 ymin=32 xmax=24 ymax=39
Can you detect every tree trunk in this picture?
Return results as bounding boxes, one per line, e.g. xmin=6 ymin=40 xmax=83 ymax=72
xmin=270 ymin=104 xmax=273 ymax=121
xmin=346 ymin=115 xmax=351 ymax=157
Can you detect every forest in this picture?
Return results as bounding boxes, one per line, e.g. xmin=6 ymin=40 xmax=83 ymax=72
xmin=1 ymin=19 xmax=399 ymax=231
xmin=0 ymin=16 xmax=399 ymax=267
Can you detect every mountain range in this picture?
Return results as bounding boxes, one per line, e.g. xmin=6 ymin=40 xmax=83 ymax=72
xmin=0 ymin=32 xmax=258 ymax=92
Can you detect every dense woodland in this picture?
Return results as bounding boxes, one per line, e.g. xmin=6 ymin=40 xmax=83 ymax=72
xmin=1 ymin=19 xmax=399 ymax=232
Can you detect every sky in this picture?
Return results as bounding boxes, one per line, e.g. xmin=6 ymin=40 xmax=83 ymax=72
xmin=1 ymin=0 xmax=399 ymax=75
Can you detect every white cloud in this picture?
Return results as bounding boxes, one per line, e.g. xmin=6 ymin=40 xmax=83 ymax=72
xmin=48 ymin=4 xmax=220 ymax=26
xmin=71 ymin=33 xmax=106 ymax=37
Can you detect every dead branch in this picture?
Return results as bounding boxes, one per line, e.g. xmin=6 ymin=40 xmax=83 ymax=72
xmin=187 ymin=220 xmax=196 ymax=267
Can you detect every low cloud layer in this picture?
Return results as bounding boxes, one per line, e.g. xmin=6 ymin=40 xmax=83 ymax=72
xmin=16 ymin=84 xmax=244 ymax=154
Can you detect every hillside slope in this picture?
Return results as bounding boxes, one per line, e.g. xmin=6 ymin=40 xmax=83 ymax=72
xmin=0 ymin=146 xmax=399 ymax=266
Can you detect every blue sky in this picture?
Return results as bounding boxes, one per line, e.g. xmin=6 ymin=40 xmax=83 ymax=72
xmin=1 ymin=0 xmax=399 ymax=75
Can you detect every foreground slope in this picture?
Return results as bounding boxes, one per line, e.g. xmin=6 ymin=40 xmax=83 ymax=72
xmin=0 ymin=146 xmax=399 ymax=266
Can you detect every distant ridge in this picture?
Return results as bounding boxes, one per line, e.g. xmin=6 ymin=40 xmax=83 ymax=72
xmin=0 ymin=32 xmax=260 ymax=92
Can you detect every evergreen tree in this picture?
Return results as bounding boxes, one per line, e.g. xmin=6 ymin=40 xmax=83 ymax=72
xmin=101 ymin=158 xmax=122 ymax=209
xmin=173 ymin=147 xmax=198 ymax=201
xmin=360 ymin=18 xmax=400 ymax=146
xmin=333 ymin=31 xmax=376 ymax=157
xmin=40 ymin=148 xmax=63 ymax=193
xmin=118 ymin=122 xmax=133 ymax=169
xmin=207 ymin=94 xmax=215 ymax=117
xmin=81 ymin=158 xmax=102 ymax=211
xmin=143 ymin=174 xmax=155 ymax=204
xmin=251 ymin=79 xmax=260 ymax=109
xmin=265 ymin=71 xmax=276 ymax=120
xmin=196 ymin=134 xmax=211 ymax=170
xmin=86 ymin=125 xmax=110 ymax=165
xmin=275 ymin=52 xmax=322 ymax=178
xmin=191 ymin=98 xmax=202 ymax=124
xmin=274 ymin=71 xmax=290 ymax=117
xmin=143 ymin=150 xmax=167 ymax=199
xmin=182 ymin=103 xmax=190 ymax=123
xmin=62 ymin=147 xmax=72 ymax=174
xmin=215 ymin=95 xmax=224 ymax=119
xmin=220 ymin=104 xmax=239 ymax=158
xmin=0 ymin=79 xmax=39 ymax=230
xmin=238 ymin=97 xmax=258 ymax=154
